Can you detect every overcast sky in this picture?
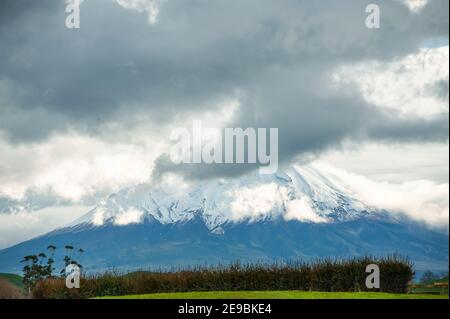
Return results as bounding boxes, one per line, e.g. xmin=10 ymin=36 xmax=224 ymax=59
xmin=0 ymin=0 xmax=448 ymax=248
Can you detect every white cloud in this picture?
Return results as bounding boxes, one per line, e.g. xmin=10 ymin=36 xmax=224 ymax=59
xmin=285 ymin=197 xmax=328 ymax=223
xmin=398 ymin=0 xmax=429 ymax=12
xmin=115 ymin=0 xmax=163 ymax=24
xmin=0 ymin=99 xmax=238 ymax=204
xmin=313 ymin=162 xmax=449 ymax=230
xmin=92 ymin=207 xmax=106 ymax=226
xmin=0 ymin=133 xmax=164 ymax=202
xmin=320 ymin=142 xmax=449 ymax=184
xmin=228 ymin=160 xmax=448 ymax=229
xmin=157 ymin=172 xmax=193 ymax=195
xmin=229 ymin=183 xmax=329 ymax=224
xmin=113 ymin=207 xmax=144 ymax=225
xmin=230 ymin=183 xmax=288 ymax=221
xmin=332 ymin=46 xmax=449 ymax=118
xmin=91 ymin=206 xmax=144 ymax=226
xmin=0 ymin=205 xmax=90 ymax=249
xmin=65 ymin=0 xmax=85 ymax=5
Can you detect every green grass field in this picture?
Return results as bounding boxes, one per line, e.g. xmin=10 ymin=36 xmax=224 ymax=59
xmin=410 ymin=286 xmax=448 ymax=295
xmin=0 ymin=273 xmax=24 ymax=289
xmin=96 ymin=290 xmax=449 ymax=299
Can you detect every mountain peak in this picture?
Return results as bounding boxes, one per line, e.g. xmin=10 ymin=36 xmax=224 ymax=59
xmin=70 ymin=164 xmax=374 ymax=231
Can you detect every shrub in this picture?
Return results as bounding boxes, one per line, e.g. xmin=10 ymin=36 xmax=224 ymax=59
xmin=32 ymin=255 xmax=414 ymax=299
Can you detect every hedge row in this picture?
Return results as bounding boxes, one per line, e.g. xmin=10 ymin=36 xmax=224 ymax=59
xmin=32 ymin=255 xmax=414 ymax=299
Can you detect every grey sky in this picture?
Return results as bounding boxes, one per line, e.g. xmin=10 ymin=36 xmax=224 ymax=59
xmin=0 ymin=1 xmax=448 ymax=247
xmin=0 ymin=0 xmax=447 ymax=142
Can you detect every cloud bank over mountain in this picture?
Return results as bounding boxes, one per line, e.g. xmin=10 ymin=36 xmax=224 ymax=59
xmin=0 ymin=0 xmax=448 ymax=246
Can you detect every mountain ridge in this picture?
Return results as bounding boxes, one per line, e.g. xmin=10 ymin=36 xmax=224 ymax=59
xmin=0 ymin=164 xmax=447 ymax=274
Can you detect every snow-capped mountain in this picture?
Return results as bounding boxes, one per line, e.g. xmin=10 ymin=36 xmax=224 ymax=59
xmin=69 ymin=165 xmax=374 ymax=231
xmin=0 ymin=165 xmax=448 ymax=274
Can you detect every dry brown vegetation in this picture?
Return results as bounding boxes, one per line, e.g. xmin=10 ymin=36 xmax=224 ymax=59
xmin=0 ymin=277 xmax=23 ymax=299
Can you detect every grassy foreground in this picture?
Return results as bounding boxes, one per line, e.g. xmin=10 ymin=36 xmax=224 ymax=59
xmin=96 ymin=290 xmax=448 ymax=299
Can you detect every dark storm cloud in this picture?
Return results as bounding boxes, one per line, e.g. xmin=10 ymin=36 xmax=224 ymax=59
xmin=0 ymin=0 xmax=448 ymax=178
xmin=0 ymin=0 xmax=59 ymax=27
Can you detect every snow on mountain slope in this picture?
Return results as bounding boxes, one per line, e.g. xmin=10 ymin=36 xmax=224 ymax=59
xmin=69 ymin=164 xmax=375 ymax=231
xmin=1 ymin=164 xmax=447 ymax=274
